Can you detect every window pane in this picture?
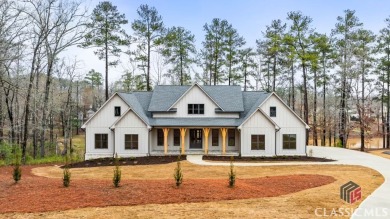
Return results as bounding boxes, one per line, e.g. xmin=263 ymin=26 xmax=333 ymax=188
xmin=259 ymin=135 xmax=265 ymax=143
xmin=157 ymin=129 xmax=164 ymax=146
xmin=188 ymin=104 xmax=193 ymax=114
xmin=200 ymin=104 xmax=204 ymax=114
xmin=174 ymin=129 xmax=180 ymax=146
xmin=125 ymin=134 xmax=138 ymax=150
xmin=270 ymin=107 xmax=276 ymax=117
xmin=251 ymin=142 xmax=257 ymax=150
xmin=115 ymin=106 xmax=121 ymax=116
xmin=95 ymin=134 xmax=108 ymax=149
xmin=283 ymin=134 xmax=296 ymax=149
xmin=228 ymin=129 xmax=235 ymax=146
xmin=212 ymin=129 xmax=219 ymax=146
xmin=251 ymin=135 xmax=258 ymax=143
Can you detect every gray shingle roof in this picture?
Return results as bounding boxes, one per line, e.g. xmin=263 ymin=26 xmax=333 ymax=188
xmin=148 ymin=86 xmax=190 ymax=112
xmin=238 ymin=92 xmax=271 ymax=124
xmin=118 ymin=87 xmax=271 ymax=127
xmin=118 ymin=92 xmax=153 ymax=124
xmin=201 ymin=85 xmax=244 ymax=112
xmin=148 ymin=84 xmax=244 ymax=112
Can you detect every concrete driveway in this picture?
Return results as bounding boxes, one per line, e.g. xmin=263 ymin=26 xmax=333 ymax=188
xmin=187 ymin=146 xmax=390 ymax=219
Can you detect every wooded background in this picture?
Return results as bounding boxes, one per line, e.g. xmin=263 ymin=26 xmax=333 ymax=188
xmin=1 ymin=0 xmax=390 ymax=163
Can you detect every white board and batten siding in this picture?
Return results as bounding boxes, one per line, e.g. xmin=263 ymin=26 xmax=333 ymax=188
xmin=240 ymin=111 xmax=276 ymax=156
xmin=153 ymin=85 xmax=239 ymax=118
xmin=84 ymin=95 xmax=129 ymax=160
xmin=114 ymin=110 xmax=149 ymax=157
xmin=260 ymin=94 xmax=307 ymax=156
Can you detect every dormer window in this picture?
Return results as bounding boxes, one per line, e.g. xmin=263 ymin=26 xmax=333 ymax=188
xmin=114 ymin=106 xmax=121 ymax=117
xmin=188 ymin=104 xmax=204 ymax=114
xmin=270 ymin=106 xmax=276 ymax=117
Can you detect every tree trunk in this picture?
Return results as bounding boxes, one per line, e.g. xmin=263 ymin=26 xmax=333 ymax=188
xmin=322 ymin=58 xmax=326 ymax=146
xmin=382 ymin=78 xmax=385 ymax=148
xmin=360 ymin=59 xmax=365 ymax=152
xmin=272 ymin=56 xmax=276 ymax=92
xmin=302 ymin=62 xmax=309 ymax=145
xmin=147 ymin=32 xmax=151 ymax=91
xmin=313 ymin=69 xmax=318 ymax=146
xmin=76 ymin=80 xmax=79 ymax=135
xmin=291 ymin=63 xmax=295 ymax=111
xmin=387 ymin=52 xmax=390 ymax=149
xmin=244 ymin=66 xmax=247 ymax=91
xmin=0 ymin=94 xmax=3 ymax=144
xmin=22 ymin=38 xmax=42 ymax=164
xmin=180 ymin=55 xmax=183 ymax=85
xmin=39 ymin=54 xmax=56 ymax=158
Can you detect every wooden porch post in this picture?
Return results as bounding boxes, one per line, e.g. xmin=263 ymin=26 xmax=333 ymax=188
xmin=203 ymin=128 xmax=210 ymax=154
xmin=163 ymin=128 xmax=170 ymax=155
xmin=180 ymin=128 xmax=187 ymax=154
xmin=220 ymin=128 xmax=228 ymax=155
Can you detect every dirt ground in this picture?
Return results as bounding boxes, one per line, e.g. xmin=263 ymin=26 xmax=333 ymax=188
xmin=0 ymin=162 xmax=384 ymax=219
xmin=367 ymin=149 xmax=390 ymax=159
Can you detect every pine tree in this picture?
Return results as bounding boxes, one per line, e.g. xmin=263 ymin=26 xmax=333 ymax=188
xmin=81 ymin=1 xmax=129 ymax=101
xmin=131 ymin=4 xmax=165 ymax=91
xmin=332 ymin=9 xmax=362 ymax=148
xmin=161 ymin=26 xmax=196 ymax=85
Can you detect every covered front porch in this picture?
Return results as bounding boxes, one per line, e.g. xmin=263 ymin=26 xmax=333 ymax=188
xmin=150 ymin=127 xmax=240 ymax=156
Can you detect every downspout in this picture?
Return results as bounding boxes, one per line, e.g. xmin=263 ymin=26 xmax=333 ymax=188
xmin=83 ymin=128 xmax=86 ymax=160
xmin=275 ymin=128 xmax=280 ymax=156
xmin=237 ymin=128 xmax=241 ymax=156
xmin=111 ymin=127 xmax=115 ymax=158
xmin=148 ymin=126 xmax=152 ymax=156
xmin=305 ymin=128 xmax=309 ymax=156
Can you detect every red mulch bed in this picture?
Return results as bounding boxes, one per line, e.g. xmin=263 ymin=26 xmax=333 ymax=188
xmin=0 ymin=165 xmax=335 ymax=213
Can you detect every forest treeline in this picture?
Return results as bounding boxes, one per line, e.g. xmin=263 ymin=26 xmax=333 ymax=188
xmin=1 ymin=0 xmax=390 ymax=163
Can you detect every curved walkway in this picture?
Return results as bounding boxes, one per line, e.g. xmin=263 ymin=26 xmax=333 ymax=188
xmin=187 ymin=146 xmax=390 ymax=219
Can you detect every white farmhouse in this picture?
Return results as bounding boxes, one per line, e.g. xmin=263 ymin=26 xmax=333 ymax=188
xmin=81 ymin=83 xmax=309 ymax=160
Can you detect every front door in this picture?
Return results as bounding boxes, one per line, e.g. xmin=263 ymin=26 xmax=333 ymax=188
xmin=190 ymin=129 xmax=203 ymax=149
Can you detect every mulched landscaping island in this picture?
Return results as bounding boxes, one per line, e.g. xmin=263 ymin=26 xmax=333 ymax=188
xmin=68 ymin=155 xmax=186 ymax=168
xmin=68 ymin=155 xmax=333 ymax=169
xmin=0 ymin=165 xmax=335 ymax=213
xmin=203 ymin=155 xmax=334 ymax=162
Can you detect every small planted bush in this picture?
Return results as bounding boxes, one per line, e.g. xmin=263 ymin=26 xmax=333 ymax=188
xmin=173 ymin=156 xmax=183 ymax=187
xmin=63 ymin=156 xmax=71 ymax=187
xmin=13 ymin=147 xmax=22 ymax=183
xmin=113 ymin=153 xmax=121 ymax=188
xmin=228 ymin=156 xmax=236 ymax=188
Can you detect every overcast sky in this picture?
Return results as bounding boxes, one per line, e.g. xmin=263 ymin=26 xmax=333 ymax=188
xmin=69 ymin=0 xmax=390 ymax=83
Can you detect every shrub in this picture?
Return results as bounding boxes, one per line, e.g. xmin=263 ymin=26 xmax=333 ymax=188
xmin=173 ymin=156 xmax=183 ymax=187
xmin=63 ymin=156 xmax=71 ymax=187
xmin=113 ymin=153 xmax=121 ymax=188
xmin=0 ymin=143 xmax=13 ymax=165
xmin=228 ymin=156 xmax=236 ymax=188
xmin=335 ymin=139 xmax=343 ymax=148
xmin=13 ymin=147 xmax=22 ymax=183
